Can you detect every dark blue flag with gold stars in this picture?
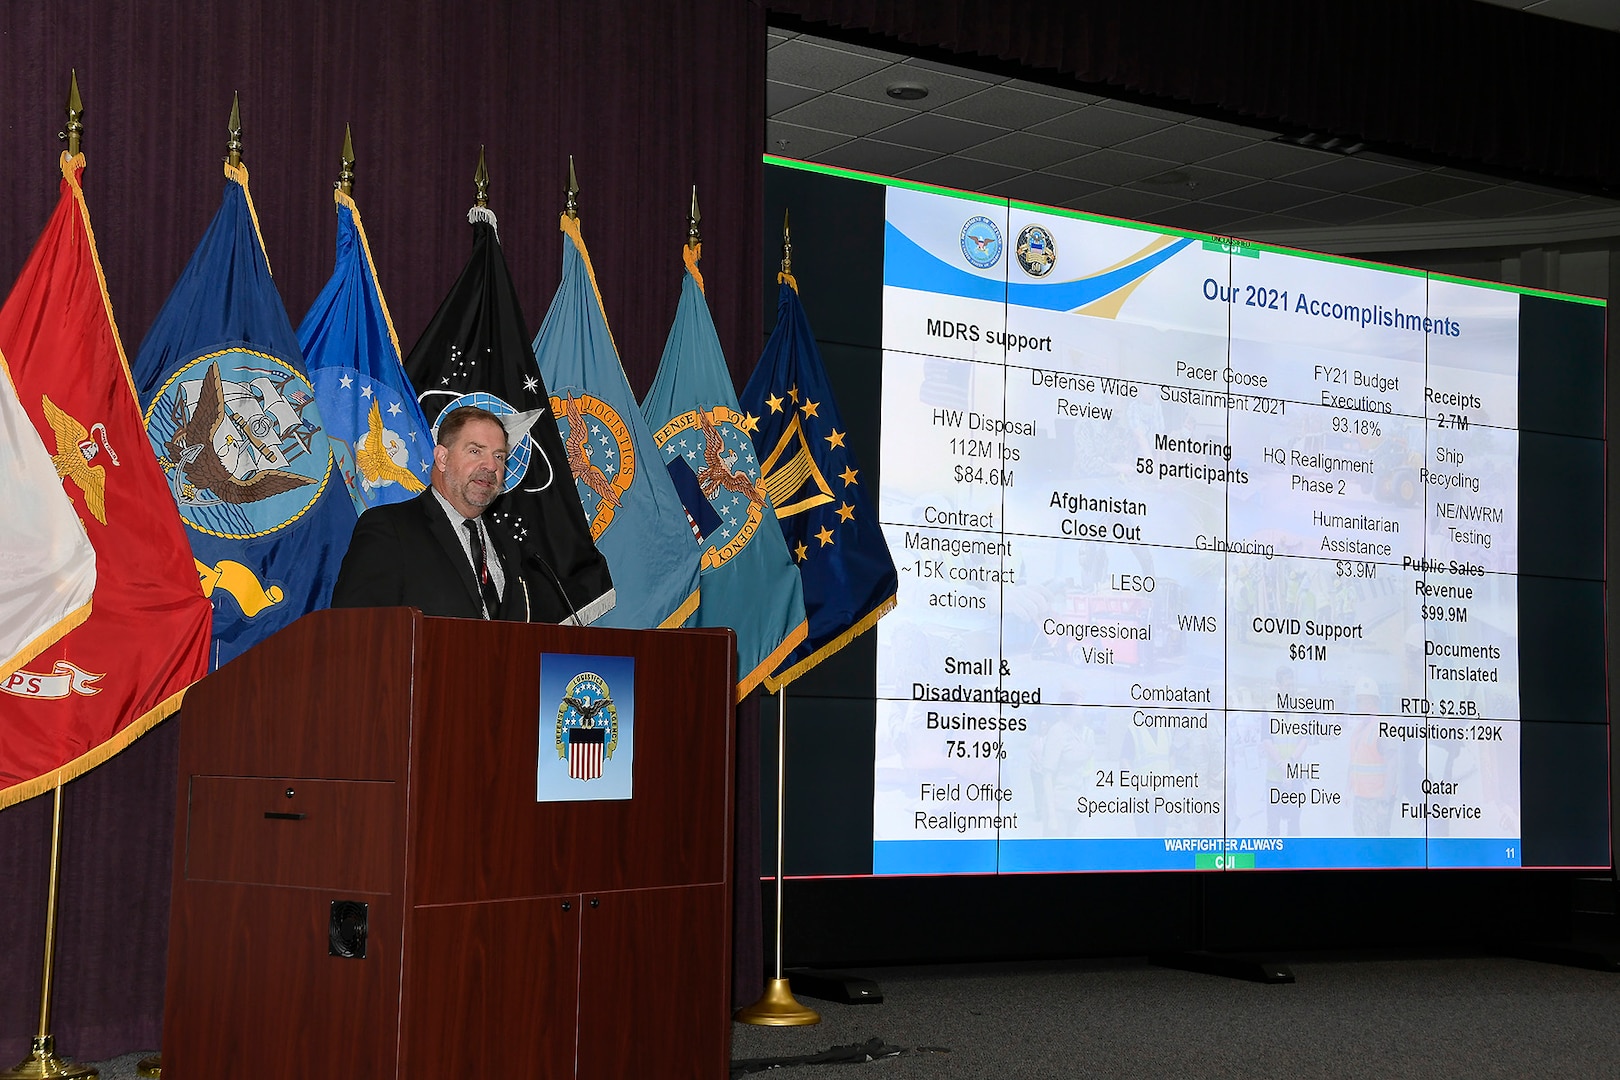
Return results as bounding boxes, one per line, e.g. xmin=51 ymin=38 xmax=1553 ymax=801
xmin=740 ymin=274 xmax=897 ymax=691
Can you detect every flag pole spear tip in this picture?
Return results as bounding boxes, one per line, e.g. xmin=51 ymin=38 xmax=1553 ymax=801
xmin=62 ymin=69 xmax=84 ymax=157
xmin=687 ymin=185 xmax=701 ymax=247
xmin=338 ymin=123 xmax=355 ymax=195
xmin=564 ymin=155 xmax=579 ymax=220
xmin=474 ymin=144 xmax=490 ymax=208
xmin=781 ymin=209 xmax=793 ymax=276
xmin=226 ymin=91 xmax=243 ymax=167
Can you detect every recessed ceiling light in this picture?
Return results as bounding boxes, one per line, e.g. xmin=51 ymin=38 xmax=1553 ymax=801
xmin=886 ymin=83 xmax=929 ymax=101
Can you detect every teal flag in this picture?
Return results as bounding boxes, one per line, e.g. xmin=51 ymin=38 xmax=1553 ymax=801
xmin=741 ymin=275 xmax=898 ymax=691
xmin=532 ymin=216 xmax=700 ymax=629
xmin=642 ymin=248 xmax=806 ymax=699
xmin=299 ymin=190 xmax=434 ymax=514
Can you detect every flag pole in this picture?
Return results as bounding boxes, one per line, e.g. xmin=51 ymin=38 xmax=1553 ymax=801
xmin=338 ymin=123 xmax=355 ymax=196
xmin=3 ymin=787 xmax=99 ymax=1080
xmin=1 ymin=70 xmax=101 ymax=1080
xmin=136 ymin=90 xmax=251 ymax=1080
xmin=734 ymin=211 xmax=818 ymax=1027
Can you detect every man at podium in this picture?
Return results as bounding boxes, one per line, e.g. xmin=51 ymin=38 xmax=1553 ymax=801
xmin=332 ymin=406 xmax=538 ymax=620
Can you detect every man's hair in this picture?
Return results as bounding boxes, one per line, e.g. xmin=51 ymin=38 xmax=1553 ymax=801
xmin=436 ymin=405 xmax=508 ymax=448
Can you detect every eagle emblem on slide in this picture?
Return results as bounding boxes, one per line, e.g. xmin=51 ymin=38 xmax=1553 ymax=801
xmin=959 ymin=215 xmax=1004 ymax=269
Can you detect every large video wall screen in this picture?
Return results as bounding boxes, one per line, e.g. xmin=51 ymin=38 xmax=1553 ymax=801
xmin=859 ymin=178 xmax=1607 ymax=874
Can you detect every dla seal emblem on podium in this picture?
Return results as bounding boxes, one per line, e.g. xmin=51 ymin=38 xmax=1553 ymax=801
xmin=537 ymin=653 xmax=635 ymax=802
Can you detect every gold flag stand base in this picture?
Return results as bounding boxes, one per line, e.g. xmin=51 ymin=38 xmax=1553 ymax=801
xmin=134 ymin=1055 xmax=161 ymax=1078
xmin=0 ymin=1036 xmax=98 ymax=1079
xmin=734 ymin=978 xmax=821 ymax=1026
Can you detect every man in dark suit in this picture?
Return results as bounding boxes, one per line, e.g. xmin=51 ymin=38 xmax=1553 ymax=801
xmin=332 ymin=405 xmax=536 ymax=620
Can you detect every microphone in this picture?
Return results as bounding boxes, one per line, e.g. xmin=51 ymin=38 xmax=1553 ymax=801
xmin=524 ymin=551 xmax=581 ymax=626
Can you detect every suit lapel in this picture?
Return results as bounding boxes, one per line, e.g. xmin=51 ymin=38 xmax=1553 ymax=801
xmin=416 ymin=492 xmax=484 ymax=614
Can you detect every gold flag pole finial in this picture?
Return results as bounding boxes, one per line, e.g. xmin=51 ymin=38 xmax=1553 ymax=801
xmin=687 ymin=186 xmax=702 ymax=247
xmin=564 ymin=155 xmax=579 ymax=220
xmin=337 ymin=123 xmax=355 ymax=195
xmin=226 ymin=91 xmax=243 ymax=167
xmin=780 ymin=209 xmax=793 ymax=276
xmin=60 ymin=70 xmax=84 ymax=157
xmin=473 ymin=145 xmax=490 ymax=208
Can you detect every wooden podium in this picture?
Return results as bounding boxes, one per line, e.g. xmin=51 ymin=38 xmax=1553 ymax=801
xmin=161 ymin=607 xmax=737 ymax=1079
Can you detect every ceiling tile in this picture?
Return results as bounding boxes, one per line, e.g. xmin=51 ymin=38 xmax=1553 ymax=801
xmin=1425 ymin=185 xmax=1573 ymax=217
xmin=765 ymin=121 xmax=850 ymax=160
xmin=766 ymin=81 xmax=821 ymax=114
xmin=900 ymin=157 xmax=1026 ymax=192
xmin=1207 ymin=181 xmax=1329 ymax=213
xmin=767 ymin=30 xmax=799 ymax=48
xmin=1183 ymin=115 xmax=1282 ymax=139
xmin=1049 ymin=148 xmax=1180 ymax=186
xmin=1004 ymin=78 xmax=1106 ymax=104
xmin=988 ymin=172 xmax=1108 ymax=207
xmin=1224 ymin=213 xmax=1333 ymax=237
xmin=934 ymin=84 xmax=1083 ymax=130
xmin=959 ymin=132 xmax=1082 ymax=171
xmin=1148 ymin=202 xmax=1249 ymax=234
xmin=1200 ymin=141 xmax=1335 ymax=178
xmin=1357 ymin=172 xmax=1493 ymax=206
xmin=906 ymin=56 xmax=1012 ymax=83
xmin=1132 ymin=167 xmax=1257 ymax=200
xmin=1068 ymin=187 xmax=1188 ymax=222
xmin=775 ymin=93 xmax=916 ymax=138
xmin=815 ymin=139 xmax=938 ymax=177
xmin=1095 ymin=98 xmax=1192 ymax=123
xmin=767 ymin=38 xmax=894 ymax=91
xmin=1115 ymin=123 xmax=1265 ymax=165
xmin=1030 ymin=104 xmax=1174 ymax=145
xmin=1524 ymin=0 xmax=1620 ymax=31
xmin=1283 ymin=157 xmax=1422 ymax=193
xmin=810 ymin=37 xmax=913 ymax=63
xmin=1290 ymin=193 xmax=1412 ymax=225
xmin=877 ymin=112 xmax=1007 ymax=153
xmin=1358 ymin=205 xmax=1471 ymax=227
xmin=836 ymin=62 xmax=996 ymax=111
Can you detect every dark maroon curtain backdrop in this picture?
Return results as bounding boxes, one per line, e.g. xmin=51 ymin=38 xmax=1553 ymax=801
xmin=0 ymin=0 xmax=765 ymax=1059
xmin=766 ymin=0 xmax=1620 ymax=189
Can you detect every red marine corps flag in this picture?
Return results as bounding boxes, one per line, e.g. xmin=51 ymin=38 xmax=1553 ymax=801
xmin=0 ymin=148 xmax=212 ymax=809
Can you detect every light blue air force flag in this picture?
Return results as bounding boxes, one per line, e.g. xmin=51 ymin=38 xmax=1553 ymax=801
xmin=299 ymin=190 xmax=433 ymax=514
xmin=133 ymin=163 xmax=357 ymax=668
xmin=532 ymin=216 xmax=700 ymax=629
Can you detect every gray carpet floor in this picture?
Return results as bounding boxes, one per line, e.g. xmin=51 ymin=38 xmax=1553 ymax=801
xmin=81 ymin=953 xmax=1620 ymax=1079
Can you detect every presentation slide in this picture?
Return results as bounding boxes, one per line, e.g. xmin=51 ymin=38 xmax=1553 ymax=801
xmin=873 ymin=185 xmax=1531 ymax=874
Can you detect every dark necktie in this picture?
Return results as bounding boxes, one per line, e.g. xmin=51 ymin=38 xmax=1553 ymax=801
xmin=463 ymin=519 xmax=501 ymax=618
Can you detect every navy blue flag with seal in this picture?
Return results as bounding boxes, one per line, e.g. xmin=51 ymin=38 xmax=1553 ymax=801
xmin=404 ymin=207 xmax=614 ymax=624
xmin=133 ymin=162 xmax=357 ymax=668
xmin=740 ymin=273 xmax=898 ymax=691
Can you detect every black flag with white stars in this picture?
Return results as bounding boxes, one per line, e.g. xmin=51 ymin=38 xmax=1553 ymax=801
xmin=405 ymin=215 xmax=614 ymax=623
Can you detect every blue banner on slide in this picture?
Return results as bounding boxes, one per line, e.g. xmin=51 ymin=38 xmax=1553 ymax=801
xmin=883 ymin=220 xmax=1196 ymax=312
xmin=872 ymin=836 xmax=1525 ymax=874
